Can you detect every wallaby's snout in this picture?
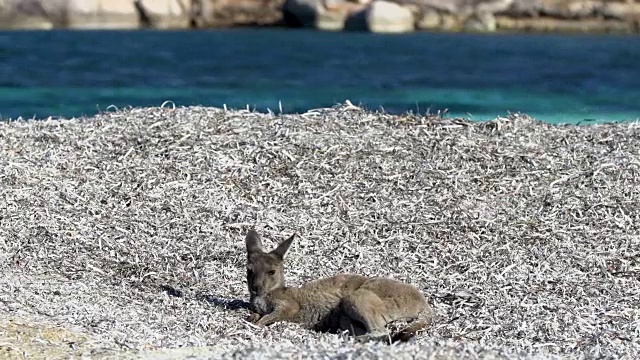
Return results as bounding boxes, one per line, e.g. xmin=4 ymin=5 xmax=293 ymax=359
xmin=245 ymin=229 xmax=295 ymax=298
xmin=246 ymin=256 xmax=283 ymax=296
xmin=248 ymin=276 xmax=261 ymax=295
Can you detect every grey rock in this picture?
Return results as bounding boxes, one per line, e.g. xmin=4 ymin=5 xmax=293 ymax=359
xmin=365 ymin=0 xmax=415 ymax=33
xmin=65 ymin=0 xmax=139 ymax=29
xmin=464 ymin=10 xmax=496 ymax=32
xmin=416 ymin=7 xmax=441 ymax=29
xmin=283 ymin=0 xmax=322 ymax=27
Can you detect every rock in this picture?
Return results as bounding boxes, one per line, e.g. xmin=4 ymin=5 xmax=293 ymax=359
xmin=0 ymin=0 xmax=54 ymax=29
xmin=416 ymin=8 xmax=441 ymax=30
xmin=344 ymin=8 xmax=367 ymax=30
xmin=201 ymin=0 xmax=286 ymax=27
xmin=65 ymin=0 xmax=138 ymax=29
xmin=533 ymin=0 xmax=604 ymax=19
xmin=322 ymin=0 xmax=369 ymax=30
xmin=283 ymin=0 xmax=368 ymax=30
xmin=604 ymin=1 xmax=640 ymax=20
xmin=2 ymin=317 xmax=98 ymax=359
xmin=69 ymin=0 xmax=198 ymax=29
xmin=476 ymin=0 xmax=513 ymax=14
xmin=566 ymin=0 xmax=605 ymax=18
xmin=496 ymin=0 xmax=543 ymax=17
xmin=134 ymin=0 xmax=191 ymax=29
xmin=411 ymin=0 xmax=467 ymax=14
xmin=283 ymin=0 xmax=321 ymax=27
xmin=496 ymin=0 xmax=612 ymax=19
xmin=1 ymin=0 xmax=640 ymax=33
xmin=464 ymin=11 xmax=496 ymax=32
xmin=316 ymin=10 xmax=348 ymax=30
xmin=0 ymin=0 xmax=286 ymax=29
xmin=365 ymin=0 xmax=415 ymax=33
xmin=495 ymin=15 xmax=634 ymax=33
xmin=0 ymin=0 xmax=140 ymax=29
xmin=440 ymin=13 xmax=463 ymax=31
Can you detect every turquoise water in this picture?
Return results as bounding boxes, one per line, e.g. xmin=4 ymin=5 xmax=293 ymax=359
xmin=0 ymin=29 xmax=639 ymax=123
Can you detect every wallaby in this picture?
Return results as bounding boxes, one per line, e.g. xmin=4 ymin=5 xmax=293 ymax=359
xmin=244 ymin=229 xmax=432 ymax=343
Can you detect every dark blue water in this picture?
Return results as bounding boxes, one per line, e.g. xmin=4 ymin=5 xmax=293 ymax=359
xmin=0 ymin=29 xmax=639 ymax=123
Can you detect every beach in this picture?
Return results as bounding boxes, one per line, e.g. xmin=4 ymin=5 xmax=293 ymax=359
xmin=1 ymin=104 xmax=639 ymax=359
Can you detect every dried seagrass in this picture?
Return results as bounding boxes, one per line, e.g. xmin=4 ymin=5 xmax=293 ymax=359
xmin=1 ymin=104 xmax=639 ymax=359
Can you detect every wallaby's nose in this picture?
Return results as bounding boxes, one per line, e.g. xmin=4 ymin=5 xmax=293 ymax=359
xmin=250 ymin=285 xmax=260 ymax=294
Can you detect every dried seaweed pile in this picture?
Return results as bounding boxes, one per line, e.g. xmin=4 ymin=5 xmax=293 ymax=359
xmin=1 ymin=105 xmax=639 ymax=359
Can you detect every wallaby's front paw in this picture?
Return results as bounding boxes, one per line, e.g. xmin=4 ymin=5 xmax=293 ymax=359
xmin=256 ymin=315 xmax=274 ymax=327
xmin=356 ymin=331 xmax=391 ymax=344
xmin=246 ymin=313 xmax=261 ymax=323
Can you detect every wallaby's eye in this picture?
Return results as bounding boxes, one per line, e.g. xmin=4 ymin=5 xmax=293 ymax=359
xmin=268 ymin=270 xmax=276 ymax=276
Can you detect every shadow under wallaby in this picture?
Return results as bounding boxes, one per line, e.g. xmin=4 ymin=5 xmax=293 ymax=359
xmin=244 ymin=229 xmax=432 ymax=343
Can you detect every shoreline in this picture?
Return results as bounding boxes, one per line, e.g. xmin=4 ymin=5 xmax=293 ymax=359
xmin=2 ymin=23 xmax=640 ymax=35
xmin=1 ymin=0 xmax=640 ymax=35
xmin=1 ymin=21 xmax=638 ymax=36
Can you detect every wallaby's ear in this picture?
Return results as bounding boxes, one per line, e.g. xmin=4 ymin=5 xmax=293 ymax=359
xmin=245 ymin=229 xmax=263 ymax=256
xmin=271 ymin=233 xmax=295 ymax=259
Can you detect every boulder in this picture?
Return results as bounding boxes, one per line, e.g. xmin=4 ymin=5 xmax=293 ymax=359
xmin=411 ymin=0 xmax=467 ymax=14
xmin=496 ymin=0 xmax=543 ymax=17
xmin=0 ymin=0 xmax=191 ymax=29
xmin=316 ymin=9 xmax=348 ymax=30
xmin=199 ymin=0 xmax=286 ymax=27
xmin=566 ymin=0 xmax=606 ymax=18
xmin=65 ymin=0 xmax=138 ymax=29
xmin=365 ymin=0 xmax=415 ymax=33
xmin=440 ymin=13 xmax=463 ymax=31
xmin=283 ymin=0 xmax=321 ymax=27
xmin=283 ymin=0 xmax=367 ymax=30
xmin=322 ymin=0 xmax=369 ymax=30
xmin=464 ymin=11 xmax=496 ymax=32
xmin=0 ymin=0 xmax=54 ymax=29
xmin=416 ymin=8 xmax=441 ymax=30
xmin=495 ymin=15 xmax=633 ymax=33
xmin=134 ymin=0 xmax=191 ymax=29
xmin=2 ymin=0 xmax=640 ymax=32
xmin=533 ymin=0 xmax=603 ymax=19
xmin=476 ymin=0 xmax=513 ymax=14
xmin=495 ymin=0 xmax=622 ymax=19
xmin=604 ymin=1 xmax=640 ymax=20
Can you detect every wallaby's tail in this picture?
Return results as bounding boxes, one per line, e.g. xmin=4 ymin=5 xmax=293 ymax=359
xmin=391 ymin=308 xmax=432 ymax=343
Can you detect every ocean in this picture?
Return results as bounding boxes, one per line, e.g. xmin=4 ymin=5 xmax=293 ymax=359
xmin=0 ymin=28 xmax=638 ymax=124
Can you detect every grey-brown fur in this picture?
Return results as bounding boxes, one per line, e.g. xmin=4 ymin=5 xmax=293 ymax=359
xmin=245 ymin=229 xmax=432 ymax=342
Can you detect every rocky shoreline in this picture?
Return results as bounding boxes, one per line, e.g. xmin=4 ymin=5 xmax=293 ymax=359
xmin=0 ymin=0 xmax=639 ymax=34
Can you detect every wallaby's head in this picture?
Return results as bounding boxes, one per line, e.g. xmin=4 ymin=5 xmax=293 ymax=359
xmin=245 ymin=229 xmax=295 ymax=297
